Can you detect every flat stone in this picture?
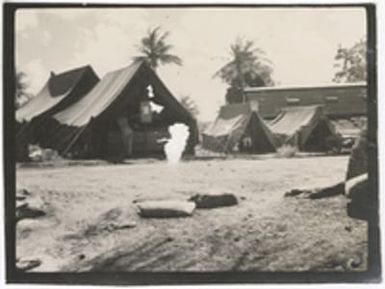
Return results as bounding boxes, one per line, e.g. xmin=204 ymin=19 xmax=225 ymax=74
xmin=189 ymin=193 xmax=238 ymax=209
xmin=137 ymin=200 xmax=196 ymax=218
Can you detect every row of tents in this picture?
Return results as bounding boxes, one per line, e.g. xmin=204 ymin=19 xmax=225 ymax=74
xmin=16 ymin=61 xmax=362 ymax=161
xmin=16 ymin=62 xmax=199 ymax=161
xmin=202 ymin=102 xmax=353 ymax=154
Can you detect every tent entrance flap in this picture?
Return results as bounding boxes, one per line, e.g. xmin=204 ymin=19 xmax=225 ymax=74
xmin=302 ymin=120 xmax=338 ymax=152
xmin=241 ymin=114 xmax=276 ymax=153
xmin=104 ymin=118 xmax=134 ymax=159
xmin=117 ymin=116 xmax=133 ymax=157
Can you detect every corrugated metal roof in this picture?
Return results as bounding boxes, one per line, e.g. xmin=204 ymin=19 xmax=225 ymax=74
xmin=332 ymin=119 xmax=364 ymax=138
xmin=244 ymin=83 xmax=367 ymax=119
xmin=244 ymin=82 xmax=367 ymax=93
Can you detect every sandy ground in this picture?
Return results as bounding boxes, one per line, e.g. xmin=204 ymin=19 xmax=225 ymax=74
xmin=16 ymin=155 xmax=367 ymax=272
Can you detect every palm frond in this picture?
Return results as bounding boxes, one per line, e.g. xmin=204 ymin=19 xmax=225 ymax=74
xmin=160 ymin=54 xmax=183 ymax=66
xmin=214 ymin=38 xmax=274 ymax=87
xmin=133 ymin=27 xmax=182 ymax=70
xmin=158 ymin=30 xmax=171 ymax=44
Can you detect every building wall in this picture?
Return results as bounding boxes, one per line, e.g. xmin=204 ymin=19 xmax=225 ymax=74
xmin=245 ymin=85 xmax=367 ymax=119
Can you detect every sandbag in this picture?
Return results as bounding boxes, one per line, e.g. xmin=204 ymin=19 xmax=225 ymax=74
xmin=346 ymin=128 xmax=368 ymax=181
xmin=345 ymin=173 xmax=368 ymax=199
xmin=285 ymin=182 xmax=344 ymax=199
xmin=189 ymin=193 xmax=238 ymax=209
xmin=137 ymin=200 xmax=196 ymax=218
xmin=344 ymin=128 xmax=372 ymax=221
xmin=345 ymin=173 xmax=373 ymax=220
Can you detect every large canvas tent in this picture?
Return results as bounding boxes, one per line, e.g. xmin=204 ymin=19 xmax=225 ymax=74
xmin=202 ymin=102 xmax=276 ymax=154
xmin=40 ymin=61 xmax=198 ymax=159
xmin=16 ymin=65 xmax=99 ymax=161
xmin=268 ymin=105 xmax=339 ymax=151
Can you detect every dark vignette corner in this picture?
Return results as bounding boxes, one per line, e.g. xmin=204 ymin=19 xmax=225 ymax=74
xmin=3 ymin=2 xmax=17 ymax=284
xmin=2 ymin=2 xmax=381 ymax=285
xmin=365 ymin=3 xmax=382 ymax=282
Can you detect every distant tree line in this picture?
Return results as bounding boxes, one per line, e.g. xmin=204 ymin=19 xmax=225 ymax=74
xmin=333 ymin=38 xmax=367 ymax=83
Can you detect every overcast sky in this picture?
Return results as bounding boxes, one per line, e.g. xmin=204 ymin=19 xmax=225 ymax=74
xmin=16 ymin=7 xmax=366 ymax=121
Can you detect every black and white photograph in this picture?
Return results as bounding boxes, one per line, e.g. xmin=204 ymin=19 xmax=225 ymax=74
xmin=2 ymin=1 xmax=381 ymax=285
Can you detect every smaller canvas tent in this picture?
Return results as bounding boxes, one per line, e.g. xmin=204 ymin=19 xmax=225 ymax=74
xmin=15 ymin=65 xmax=99 ymax=161
xmin=16 ymin=65 xmax=99 ymax=124
xmin=268 ymin=105 xmax=339 ymax=151
xmin=202 ymin=103 xmax=276 ymax=153
xmin=331 ymin=117 xmax=366 ymax=139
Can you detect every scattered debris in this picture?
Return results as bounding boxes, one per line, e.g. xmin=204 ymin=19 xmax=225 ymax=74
xmin=16 ymin=190 xmax=46 ymax=222
xmin=115 ymin=222 xmax=137 ymax=230
xmin=166 ymin=236 xmax=174 ymax=242
xmin=137 ymin=200 xmax=196 ymax=218
xmin=64 ymin=208 xmax=137 ymax=239
xmin=284 ymin=189 xmax=309 ymax=198
xmin=189 ymin=193 xmax=238 ymax=209
xmin=29 ymin=145 xmax=61 ymax=162
xmin=347 ymin=257 xmax=362 ymax=270
xmin=285 ymin=182 xmax=344 ymax=199
xmin=344 ymin=226 xmax=352 ymax=232
xmin=308 ymin=182 xmax=345 ymax=199
xmin=16 ymin=204 xmax=46 ymax=222
xmin=16 ymin=258 xmax=42 ymax=271
xmin=16 ymin=188 xmax=31 ymax=200
xmin=276 ymin=145 xmax=298 ymax=158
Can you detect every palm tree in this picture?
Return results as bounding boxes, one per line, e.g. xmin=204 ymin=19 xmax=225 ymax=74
xmin=179 ymin=95 xmax=199 ymax=117
xmin=133 ymin=27 xmax=182 ymax=71
xmin=214 ymin=38 xmax=274 ymax=102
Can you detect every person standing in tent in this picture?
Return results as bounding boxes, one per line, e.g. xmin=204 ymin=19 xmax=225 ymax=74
xmin=126 ymin=124 xmax=134 ymax=157
xmin=117 ymin=116 xmax=134 ymax=158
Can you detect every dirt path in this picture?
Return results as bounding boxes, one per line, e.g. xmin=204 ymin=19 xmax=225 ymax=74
xmin=16 ymin=156 xmax=367 ymax=271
